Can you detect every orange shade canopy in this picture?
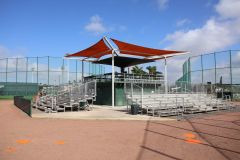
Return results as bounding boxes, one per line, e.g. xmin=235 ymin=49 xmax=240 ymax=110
xmin=111 ymin=38 xmax=183 ymax=57
xmin=65 ymin=39 xmax=111 ymax=58
xmin=65 ymin=37 xmax=185 ymax=59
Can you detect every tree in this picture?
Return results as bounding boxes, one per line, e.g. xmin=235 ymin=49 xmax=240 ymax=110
xmin=131 ymin=66 xmax=146 ymax=75
xmin=146 ymin=66 xmax=157 ymax=75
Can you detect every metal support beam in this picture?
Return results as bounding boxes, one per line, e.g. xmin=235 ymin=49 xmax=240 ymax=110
xmin=89 ymin=61 xmax=90 ymax=76
xmin=26 ymin=57 xmax=28 ymax=95
xmin=75 ymin=60 xmax=77 ymax=82
xmin=48 ymin=56 xmax=49 ymax=85
xmin=229 ymin=50 xmax=233 ymax=95
xmin=64 ymin=57 xmax=84 ymax=83
xmin=103 ymin=36 xmax=116 ymax=108
xmin=229 ymin=50 xmax=232 ymax=85
xmin=6 ymin=58 xmax=8 ymax=83
xmin=164 ymin=57 xmax=168 ymax=94
xmin=67 ymin=59 xmax=70 ymax=83
xmin=214 ymin=52 xmax=216 ymax=84
xmin=131 ymin=81 xmax=133 ymax=100
xmin=112 ymin=50 xmax=115 ymax=108
xmin=37 ymin=57 xmax=38 ymax=84
xmin=201 ymin=55 xmax=203 ymax=84
xmin=141 ymin=86 xmax=143 ymax=109
xmin=16 ymin=57 xmax=18 ymax=83
xmin=62 ymin=58 xmax=64 ymax=84
xmin=26 ymin=57 xmax=28 ymax=84
xmin=82 ymin=60 xmax=84 ymax=83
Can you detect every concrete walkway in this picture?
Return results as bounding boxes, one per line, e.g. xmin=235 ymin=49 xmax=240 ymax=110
xmin=32 ymin=105 xmax=175 ymax=121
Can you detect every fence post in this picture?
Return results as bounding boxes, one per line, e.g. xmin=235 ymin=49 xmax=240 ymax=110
xmin=16 ymin=57 xmax=18 ymax=83
xmin=201 ymin=55 xmax=203 ymax=84
xmin=26 ymin=57 xmax=28 ymax=95
xmin=94 ymin=80 xmax=97 ymax=97
xmin=26 ymin=57 xmax=28 ymax=84
xmin=214 ymin=52 xmax=217 ymax=84
xmin=188 ymin=57 xmax=191 ymax=91
xmin=82 ymin=60 xmax=84 ymax=83
xmin=95 ymin=64 xmax=96 ymax=75
xmin=37 ymin=57 xmax=38 ymax=84
xmin=155 ymin=80 xmax=156 ymax=93
xmin=131 ymin=81 xmax=133 ymax=100
xmin=91 ymin=64 xmax=93 ymax=75
xmin=89 ymin=61 xmax=90 ymax=76
xmin=67 ymin=59 xmax=70 ymax=83
xmin=76 ymin=59 xmax=77 ymax=82
xmin=62 ymin=58 xmax=65 ymax=84
xmin=229 ymin=50 xmax=232 ymax=85
xmin=6 ymin=58 xmax=8 ymax=83
xmin=229 ymin=50 xmax=233 ymax=97
xmin=141 ymin=86 xmax=143 ymax=109
xmin=48 ymin=56 xmax=50 ymax=85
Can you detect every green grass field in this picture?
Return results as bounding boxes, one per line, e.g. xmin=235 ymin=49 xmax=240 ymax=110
xmin=0 ymin=95 xmax=33 ymax=100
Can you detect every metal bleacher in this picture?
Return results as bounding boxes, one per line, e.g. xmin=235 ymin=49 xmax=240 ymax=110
xmin=126 ymin=93 xmax=238 ymax=117
xmin=34 ymin=80 xmax=97 ymax=113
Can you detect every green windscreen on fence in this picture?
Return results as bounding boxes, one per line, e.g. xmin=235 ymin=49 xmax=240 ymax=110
xmin=14 ymin=96 xmax=32 ymax=116
xmin=0 ymin=82 xmax=38 ymax=96
xmin=175 ymin=50 xmax=240 ymax=100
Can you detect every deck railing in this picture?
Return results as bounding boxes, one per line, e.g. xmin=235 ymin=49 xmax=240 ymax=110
xmin=84 ymin=72 xmax=164 ymax=84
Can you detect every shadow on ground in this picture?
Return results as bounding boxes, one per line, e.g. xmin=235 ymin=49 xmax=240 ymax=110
xmin=136 ymin=112 xmax=240 ymax=160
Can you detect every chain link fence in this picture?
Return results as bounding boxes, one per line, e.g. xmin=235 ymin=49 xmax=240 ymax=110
xmin=0 ymin=56 xmax=104 ymax=96
xmin=0 ymin=56 xmax=105 ymax=85
xmin=176 ymin=50 xmax=240 ymax=100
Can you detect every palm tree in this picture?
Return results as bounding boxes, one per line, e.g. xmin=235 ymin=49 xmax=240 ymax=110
xmin=131 ymin=66 xmax=146 ymax=75
xmin=146 ymin=66 xmax=157 ymax=75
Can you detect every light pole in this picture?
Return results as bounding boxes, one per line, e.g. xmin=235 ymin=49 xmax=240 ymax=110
xmin=58 ymin=75 xmax=61 ymax=85
xmin=31 ymin=67 xmax=35 ymax=83
xmin=61 ymin=65 xmax=65 ymax=84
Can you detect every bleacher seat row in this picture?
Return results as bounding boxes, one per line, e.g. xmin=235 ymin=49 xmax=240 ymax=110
xmin=33 ymin=81 xmax=96 ymax=113
xmin=127 ymin=93 xmax=238 ymax=117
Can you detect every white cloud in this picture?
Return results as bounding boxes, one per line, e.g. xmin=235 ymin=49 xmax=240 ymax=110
xmin=84 ymin=15 xmax=108 ymax=35
xmin=157 ymin=0 xmax=169 ymax=10
xmin=84 ymin=15 xmax=127 ymax=35
xmin=162 ymin=0 xmax=240 ymax=84
xmin=163 ymin=0 xmax=240 ymax=54
xmin=176 ymin=19 xmax=190 ymax=27
xmin=0 ymin=46 xmax=9 ymax=58
xmin=164 ymin=19 xmax=240 ymax=54
xmin=0 ymin=45 xmax=25 ymax=58
xmin=215 ymin=0 xmax=240 ymax=19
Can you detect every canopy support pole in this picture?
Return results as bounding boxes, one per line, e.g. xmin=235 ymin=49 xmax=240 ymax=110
xmin=112 ymin=50 xmax=115 ymax=108
xmin=164 ymin=57 xmax=168 ymax=94
xmin=67 ymin=59 xmax=70 ymax=83
xmin=82 ymin=60 xmax=84 ymax=83
xmin=121 ymin=67 xmax=125 ymax=73
xmin=103 ymin=36 xmax=116 ymax=108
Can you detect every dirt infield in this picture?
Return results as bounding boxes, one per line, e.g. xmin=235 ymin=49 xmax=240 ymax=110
xmin=1 ymin=100 xmax=240 ymax=160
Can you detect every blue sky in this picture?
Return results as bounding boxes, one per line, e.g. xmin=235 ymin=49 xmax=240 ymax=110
xmin=1 ymin=0 xmax=231 ymax=57
xmin=0 ymin=0 xmax=240 ymax=83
